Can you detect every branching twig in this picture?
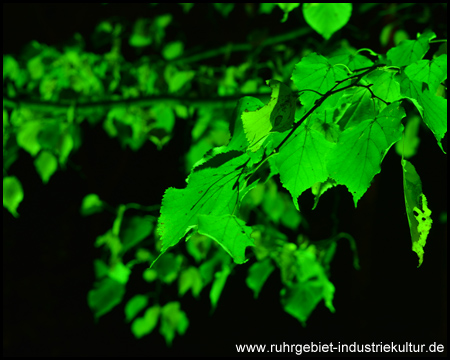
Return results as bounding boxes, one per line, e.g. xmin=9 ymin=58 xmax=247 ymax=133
xmin=273 ymin=64 xmax=387 ymax=153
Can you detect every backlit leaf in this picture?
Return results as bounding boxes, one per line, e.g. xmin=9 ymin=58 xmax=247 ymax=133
xmin=242 ymin=80 xmax=296 ymax=152
xmin=327 ymin=102 xmax=405 ymax=206
xmin=402 ymin=160 xmax=433 ymax=267
xmin=303 ymin=3 xmax=352 ymax=40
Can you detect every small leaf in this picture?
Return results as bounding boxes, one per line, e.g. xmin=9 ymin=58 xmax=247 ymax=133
xmin=178 ymin=266 xmax=203 ymax=298
xmin=303 ymin=3 xmax=352 ymax=40
xmin=210 ymin=264 xmax=231 ymax=310
xmin=162 ymin=41 xmax=184 ymax=60
xmin=131 ymin=306 xmax=160 ymax=339
xmin=80 ymin=193 xmax=103 ymax=216
xmin=34 ymin=150 xmax=58 ymax=184
xmin=246 ymin=258 xmax=275 ymax=298
xmin=3 ymin=176 xmax=24 ymax=218
xmin=87 ymin=278 xmax=126 ymax=320
xmin=125 ymin=294 xmax=149 ymax=323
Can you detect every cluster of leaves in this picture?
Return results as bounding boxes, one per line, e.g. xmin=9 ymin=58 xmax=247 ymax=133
xmin=3 ymin=3 xmax=447 ymax=346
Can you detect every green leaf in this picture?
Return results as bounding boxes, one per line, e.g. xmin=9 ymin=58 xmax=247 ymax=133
xmin=310 ymin=109 xmax=341 ymax=143
xmin=241 ymin=80 xmax=296 ymax=152
xmin=155 ymin=151 xmax=250 ymax=264
xmin=327 ymin=102 xmax=405 ymax=206
xmin=131 ymin=305 xmax=160 ymax=339
xmin=399 ymin=55 xmax=447 ymax=152
xmin=197 ymin=214 xmax=254 ymax=264
xmin=227 ymin=96 xmax=264 ymax=152
xmin=363 ymin=69 xmax=402 ymax=103
xmin=153 ymin=253 xmax=182 ymax=284
xmin=178 ymin=266 xmax=203 ymax=298
xmin=125 ymin=294 xmax=149 ymax=323
xmin=292 ymin=53 xmax=348 ymax=109
xmin=280 ymin=246 xmax=335 ymax=326
xmin=159 ymin=302 xmax=189 ymax=346
xmin=34 ymin=150 xmax=58 ymax=184
xmin=210 ymin=263 xmax=231 ymax=310
xmin=246 ymin=258 xmax=275 ymax=298
xmin=395 ymin=115 xmax=420 ymax=159
xmin=3 ymin=176 xmax=24 ymax=218
xmin=302 ymin=3 xmax=352 ymax=40
xmin=16 ymin=121 xmax=43 ymax=156
xmin=120 ymin=215 xmax=154 ymax=254
xmin=276 ymin=119 xmax=335 ymax=210
xmin=87 ymin=278 xmax=126 ymax=320
xmin=402 ymin=160 xmax=433 ymax=267
xmin=80 ymin=193 xmax=103 ymax=216
xmin=386 ymin=30 xmax=436 ymax=67
xmin=108 ymin=261 xmax=131 ymax=285
xmin=336 ymin=86 xmax=386 ymax=129
xmin=164 ymin=64 xmax=196 ymax=93
xmin=162 ymin=41 xmax=184 ymax=60
xmin=404 ymin=55 xmax=447 ymax=94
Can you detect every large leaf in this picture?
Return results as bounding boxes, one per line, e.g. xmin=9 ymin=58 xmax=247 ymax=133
xmin=155 ymin=151 xmax=250 ymax=264
xmin=276 ymin=119 xmax=335 ymax=210
xmin=402 ymin=160 xmax=433 ymax=267
xmin=399 ymin=55 xmax=447 ymax=152
xmin=327 ymin=102 xmax=405 ymax=206
xmin=386 ymin=30 xmax=436 ymax=67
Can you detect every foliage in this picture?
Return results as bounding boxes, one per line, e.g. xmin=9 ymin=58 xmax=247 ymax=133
xmin=3 ymin=3 xmax=447 ymax=347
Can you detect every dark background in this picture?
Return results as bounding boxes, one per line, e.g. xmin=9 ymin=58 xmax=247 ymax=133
xmin=3 ymin=3 xmax=447 ymax=357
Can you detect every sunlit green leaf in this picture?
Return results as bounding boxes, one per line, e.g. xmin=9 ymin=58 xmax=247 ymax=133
xmin=242 ymin=80 xmax=296 ymax=152
xmin=292 ymin=53 xmax=348 ymax=109
xmin=386 ymin=30 xmax=436 ymax=67
xmin=276 ymin=119 xmax=335 ymax=210
xmin=155 ymin=151 xmax=250 ymax=263
xmin=327 ymin=102 xmax=405 ymax=206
